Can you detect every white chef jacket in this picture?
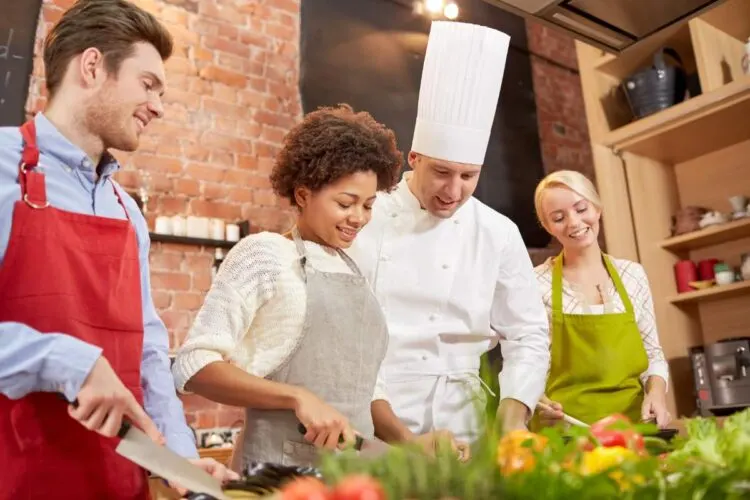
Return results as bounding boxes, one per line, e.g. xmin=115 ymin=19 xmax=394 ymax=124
xmin=348 ymin=174 xmax=550 ymax=443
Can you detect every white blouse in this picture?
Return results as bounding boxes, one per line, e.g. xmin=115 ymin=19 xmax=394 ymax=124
xmin=533 ymin=256 xmax=670 ymax=386
xmin=171 ymin=231 xmax=388 ymax=402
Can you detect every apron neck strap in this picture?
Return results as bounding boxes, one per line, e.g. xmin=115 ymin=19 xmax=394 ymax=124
xmin=18 ymin=120 xmax=49 ymax=209
xmin=551 ymin=255 xmax=565 ymax=331
xmin=603 ymin=254 xmax=634 ymax=314
xmin=551 ymin=252 xmax=634 ymax=315
xmin=291 ymin=226 xmax=362 ymax=276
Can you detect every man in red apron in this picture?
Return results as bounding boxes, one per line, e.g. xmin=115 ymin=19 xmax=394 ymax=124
xmin=0 ymin=1 xmax=235 ymax=498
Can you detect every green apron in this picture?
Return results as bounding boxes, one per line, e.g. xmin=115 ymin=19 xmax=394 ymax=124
xmin=539 ymin=253 xmax=649 ymax=427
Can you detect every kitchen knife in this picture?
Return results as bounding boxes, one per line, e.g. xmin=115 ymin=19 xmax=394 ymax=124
xmin=59 ymin=395 xmax=229 ymax=500
xmin=297 ymin=423 xmax=391 ymax=458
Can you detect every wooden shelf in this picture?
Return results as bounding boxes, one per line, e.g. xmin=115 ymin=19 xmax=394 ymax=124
xmin=660 ymin=217 xmax=750 ymax=252
xmin=149 ymin=232 xmax=237 ymax=249
xmin=668 ymin=279 xmax=750 ymax=305
xmin=602 ymin=75 xmax=750 ymax=163
xmin=594 ymin=23 xmax=694 ymax=81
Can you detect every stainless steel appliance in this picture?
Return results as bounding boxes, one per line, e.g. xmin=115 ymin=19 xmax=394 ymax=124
xmin=480 ymin=0 xmax=729 ymax=54
xmin=690 ymin=338 xmax=750 ymax=416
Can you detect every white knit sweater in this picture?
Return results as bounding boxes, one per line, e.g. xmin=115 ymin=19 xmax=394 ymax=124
xmin=172 ymin=231 xmax=388 ymax=402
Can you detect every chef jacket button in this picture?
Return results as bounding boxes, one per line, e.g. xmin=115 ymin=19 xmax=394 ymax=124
xmin=429 ymin=314 xmax=437 ymax=321
xmin=381 ymin=255 xmax=390 ymax=262
xmin=453 ymin=219 xmax=460 ymax=224
xmin=391 ymin=213 xmax=398 ymax=218
xmin=442 ymin=263 xmax=449 ymax=269
xmin=421 ymin=355 xmax=428 ymax=361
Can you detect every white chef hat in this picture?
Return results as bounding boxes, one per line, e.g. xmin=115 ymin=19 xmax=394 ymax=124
xmin=411 ymin=21 xmax=510 ymax=166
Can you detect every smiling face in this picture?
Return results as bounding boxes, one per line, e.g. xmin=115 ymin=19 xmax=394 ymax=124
xmin=540 ymin=185 xmax=602 ymax=251
xmin=407 ymin=151 xmax=481 ymax=218
xmin=295 ymin=170 xmax=378 ymax=249
xmin=85 ymin=42 xmax=166 ymax=152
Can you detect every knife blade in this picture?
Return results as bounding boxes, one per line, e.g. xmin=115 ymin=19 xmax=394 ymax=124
xmin=59 ymin=395 xmax=229 ymax=499
xmin=117 ymin=421 xmax=229 ymax=500
xmin=297 ymin=423 xmax=391 ymax=458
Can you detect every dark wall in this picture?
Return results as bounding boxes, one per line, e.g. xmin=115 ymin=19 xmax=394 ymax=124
xmin=0 ymin=0 xmax=42 ymax=127
xmin=299 ymin=0 xmax=550 ymax=248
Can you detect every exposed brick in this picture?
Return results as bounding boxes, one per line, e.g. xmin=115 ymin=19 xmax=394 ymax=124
xmin=150 ymin=252 xmax=184 ymax=271
xmin=173 ymin=292 xmax=206 ymax=311
xmin=152 ymin=271 xmax=191 ymax=291
xmin=199 ymin=65 xmax=247 ymax=88
xmin=152 ymin=291 xmax=172 ymax=309
xmin=185 ymin=162 xmax=228 ymax=183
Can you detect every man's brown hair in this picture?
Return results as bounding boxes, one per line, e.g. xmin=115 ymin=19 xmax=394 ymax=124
xmin=43 ymin=0 xmax=174 ymax=98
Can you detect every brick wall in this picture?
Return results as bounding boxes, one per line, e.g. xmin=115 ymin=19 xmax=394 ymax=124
xmin=525 ymin=21 xmax=596 ymax=264
xmin=26 ymin=1 xmax=592 ymax=432
xmin=26 ymin=0 xmax=301 ymax=430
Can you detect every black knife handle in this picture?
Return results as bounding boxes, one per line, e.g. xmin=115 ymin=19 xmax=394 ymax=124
xmin=297 ymin=423 xmax=364 ymax=450
xmin=57 ymin=393 xmax=131 ymax=439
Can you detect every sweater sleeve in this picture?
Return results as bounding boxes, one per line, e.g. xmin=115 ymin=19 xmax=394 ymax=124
xmin=628 ymin=262 xmax=670 ymax=388
xmin=172 ymin=234 xmax=281 ymax=392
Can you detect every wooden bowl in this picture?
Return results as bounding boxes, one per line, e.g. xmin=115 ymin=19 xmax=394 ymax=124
xmin=688 ymin=280 xmax=715 ymax=290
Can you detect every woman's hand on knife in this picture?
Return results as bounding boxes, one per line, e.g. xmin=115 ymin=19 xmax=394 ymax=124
xmin=536 ymin=395 xmax=564 ymax=428
xmin=293 ymin=387 xmax=357 ymax=450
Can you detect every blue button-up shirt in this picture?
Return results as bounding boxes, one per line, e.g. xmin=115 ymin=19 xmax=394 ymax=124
xmin=0 ymin=113 xmax=197 ymax=458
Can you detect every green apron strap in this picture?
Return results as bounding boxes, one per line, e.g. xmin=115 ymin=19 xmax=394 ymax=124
xmin=551 ymin=254 xmax=565 ymax=334
xmin=603 ymin=254 xmax=634 ymax=314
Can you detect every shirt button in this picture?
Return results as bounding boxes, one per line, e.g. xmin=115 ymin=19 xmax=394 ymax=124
xmin=82 ymin=159 xmax=91 ymax=169
xmin=429 ymin=314 xmax=437 ymax=321
xmin=421 ymin=355 xmax=428 ymax=361
xmin=453 ymin=219 xmax=460 ymax=224
xmin=381 ymin=255 xmax=390 ymax=262
xmin=391 ymin=213 xmax=398 ymax=218
xmin=442 ymin=263 xmax=450 ymax=269
xmin=66 ymin=167 xmax=72 ymax=173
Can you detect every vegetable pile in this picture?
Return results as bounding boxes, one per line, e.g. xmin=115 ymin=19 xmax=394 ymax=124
xmin=274 ymin=409 xmax=750 ymax=500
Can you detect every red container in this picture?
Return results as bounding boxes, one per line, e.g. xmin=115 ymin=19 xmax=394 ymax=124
xmin=698 ymin=258 xmax=719 ymax=281
xmin=674 ymin=260 xmax=698 ymax=293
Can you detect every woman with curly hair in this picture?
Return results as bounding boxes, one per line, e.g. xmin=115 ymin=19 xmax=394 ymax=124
xmin=172 ymin=104 xmax=414 ymax=469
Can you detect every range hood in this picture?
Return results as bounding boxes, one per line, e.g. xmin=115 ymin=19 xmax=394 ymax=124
xmin=481 ymin=0 xmax=729 ymax=54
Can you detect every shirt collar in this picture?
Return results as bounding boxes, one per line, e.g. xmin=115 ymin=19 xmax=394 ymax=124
xmin=34 ymin=113 xmax=121 ymax=178
xmin=391 ymin=172 xmax=423 ymax=213
xmin=391 ymin=171 xmax=467 ymax=222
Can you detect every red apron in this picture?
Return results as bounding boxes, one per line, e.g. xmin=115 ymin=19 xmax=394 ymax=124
xmin=0 ymin=120 xmax=149 ymax=499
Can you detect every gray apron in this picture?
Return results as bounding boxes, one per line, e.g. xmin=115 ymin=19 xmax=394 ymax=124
xmin=241 ymin=229 xmax=389 ymax=468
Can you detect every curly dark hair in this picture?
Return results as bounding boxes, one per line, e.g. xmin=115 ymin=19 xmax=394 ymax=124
xmin=270 ymin=104 xmax=403 ymax=206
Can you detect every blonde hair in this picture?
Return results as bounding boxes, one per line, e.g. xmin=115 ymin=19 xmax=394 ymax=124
xmin=534 ymin=170 xmax=602 ymax=229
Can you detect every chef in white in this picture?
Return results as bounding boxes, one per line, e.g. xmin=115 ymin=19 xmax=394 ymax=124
xmin=349 ymin=21 xmax=551 ymax=444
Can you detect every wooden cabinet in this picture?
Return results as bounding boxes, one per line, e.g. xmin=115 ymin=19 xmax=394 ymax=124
xmin=575 ymin=0 xmax=750 ymax=418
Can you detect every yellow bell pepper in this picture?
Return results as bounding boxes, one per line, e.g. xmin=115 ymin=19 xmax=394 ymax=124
xmin=581 ymin=445 xmax=637 ymax=475
xmin=581 ymin=446 xmax=644 ymax=490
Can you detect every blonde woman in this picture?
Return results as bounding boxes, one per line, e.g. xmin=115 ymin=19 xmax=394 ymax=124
xmin=532 ymin=170 xmax=671 ymax=429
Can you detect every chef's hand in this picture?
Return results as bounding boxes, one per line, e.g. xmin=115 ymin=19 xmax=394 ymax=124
xmin=496 ymin=398 xmax=530 ymax=434
xmin=293 ymin=387 xmax=356 ymax=450
xmin=642 ymin=390 xmax=671 ymax=428
xmin=68 ymin=356 xmax=164 ymax=444
xmin=537 ymin=395 xmax=564 ymax=428
xmin=412 ymin=430 xmax=471 ymax=462
xmin=172 ymin=458 xmax=240 ymax=497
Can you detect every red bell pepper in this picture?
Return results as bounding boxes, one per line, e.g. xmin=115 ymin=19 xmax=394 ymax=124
xmin=590 ymin=414 xmax=645 ymax=452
